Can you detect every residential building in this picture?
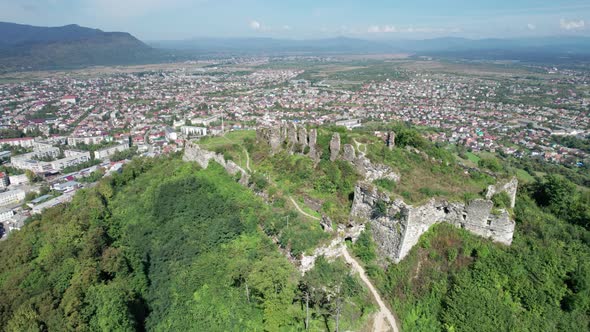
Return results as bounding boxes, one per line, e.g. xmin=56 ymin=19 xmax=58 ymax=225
xmin=0 ymin=208 xmax=15 ymax=223
xmin=94 ymin=142 xmax=130 ymax=160
xmin=0 ymin=189 xmax=25 ymax=207
xmin=0 ymin=172 xmax=9 ymax=189
xmin=60 ymin=95 xmax=77 ymax=104
xmin=181 ymin=126 xmax=208 ymax=136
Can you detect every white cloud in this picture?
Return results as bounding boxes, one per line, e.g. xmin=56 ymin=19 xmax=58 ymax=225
xmin=249 ymin=20 xmax=261 ymax=31
xmin=368 ymin=25 xmax=397 ymax=33
xmin=282 ymin=25 xmax=292 ymax=31
xmin=367 ymin=24 xmax=458 ymax=34
xmin=560 ymin=18 xmax=585 ymax=31
xmin=527 ymin=23 xmax=536 ymax=30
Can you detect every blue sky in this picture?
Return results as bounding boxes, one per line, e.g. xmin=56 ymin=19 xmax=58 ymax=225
xmin=0 ymin=0 xmax=589 ymax=40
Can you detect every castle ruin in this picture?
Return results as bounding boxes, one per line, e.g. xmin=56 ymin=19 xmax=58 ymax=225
xmin=183 ymin=141 xmax=250 ymax=186
xmin=350 ymin=181 xmax=516 ymax=263
xmin=186 ymin=125 xmax=517 ymax=266
xmin=256 ymin=123 xmax=400 ymax=183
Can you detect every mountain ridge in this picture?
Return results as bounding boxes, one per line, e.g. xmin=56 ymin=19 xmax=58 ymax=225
xmin=0 ymin=22 xmax=161 ymax=72
xmin=151 ymin=35 xmax=590 ymax=61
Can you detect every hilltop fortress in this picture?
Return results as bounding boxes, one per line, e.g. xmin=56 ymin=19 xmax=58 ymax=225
xmin=185 ymin=124 xmax=516 ymax=264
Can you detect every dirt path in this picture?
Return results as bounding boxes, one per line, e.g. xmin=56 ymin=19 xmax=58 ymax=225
xmin=243 ymin=147 xmax=252 ymax=172
xmin=353 ymin=138 xmax=367 ymax=155
xmin=342 ymin=248 xmax=399 ymax=332
xmin=289 ymin=197 xmax=320 ymax=221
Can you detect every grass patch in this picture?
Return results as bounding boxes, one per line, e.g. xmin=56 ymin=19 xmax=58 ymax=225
xmin=515 ymin=168 xmax=535 ymax=183
xmin=465 ymin=152 xmax=481 ymax=164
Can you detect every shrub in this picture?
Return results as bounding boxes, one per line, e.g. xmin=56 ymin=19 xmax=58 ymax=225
xmin=492 ymin=192 xmax=511 ymax=209
xmin=372 ymin=200 xmax=388 ymax=218
xmin=478 ymin=157 xmax=502 ymax=172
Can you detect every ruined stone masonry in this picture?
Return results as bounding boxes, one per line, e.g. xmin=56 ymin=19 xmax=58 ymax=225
xmin=350 ymin=181 xmax=516 ymax=263
xmin=485 ymin=177 xmax=518 ymax=209
xmin=257 ymin=124 xmax=400 ymax=183
xmin=183 ymin=141 xmax=250 ymax=186
xmin=329 ymin=133 xmax=341 ymax=161
xmin=213 ymin=125 xmax=517 ymax=267
xmin=386 ymin=131 xmax=396 ymax=150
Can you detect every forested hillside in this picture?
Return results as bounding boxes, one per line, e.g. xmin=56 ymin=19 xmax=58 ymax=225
xmin=1 ymin=125 xmax=589 ymax=332
xmin=0 ymin=156 xmax=374 ymax=331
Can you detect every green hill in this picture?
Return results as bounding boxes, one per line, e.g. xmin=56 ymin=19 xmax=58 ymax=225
xmin=0 ymin=156 xmax=374 ymax=331
xmin=0 ymin=125 xmax=589 ymax=331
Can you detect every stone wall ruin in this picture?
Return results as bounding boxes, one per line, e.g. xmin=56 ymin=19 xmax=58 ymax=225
xmin=486 ymin=177 xmax=518 ymax=209
xmin=350 ymin=181 xmax=516 ymax=263
xmin=183 ymin=141 xmax=250 ymax=186
xmin=256 ymin=124 xmax=400 ymax=183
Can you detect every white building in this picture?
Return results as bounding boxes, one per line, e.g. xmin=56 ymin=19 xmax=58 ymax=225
xmin=0 ymin=137 xmax=35 ymax=148
xmin=0 ymin=172 xmax=9 ymax=189
xmin=60 ymin=95 xmax=77 ymax=104
xmin=0 ymin=189 xmax=25 ymax=207
xmin=67 ymin=136 xmax=107 ymax=147
xmin=11 ymin=149 xmax=91 ymax=173
xmin=10 ymin=147 xmax=61 ymax=171
xmin=181 ymin=126 xmax=208 ymax=137
xmin=53 ymin=181 xmax=80 ymax=192
xmin=8 ymin=174 xmax=28 ymax=186
xmin=165 ymin=127 xmax=178 ymax=141
xmin=191 ymin=115 xmax=220 ymax=126
xmin=94 ymin=142 xmax=130 ymax=160
xmin=335 ymin=119 xmax=362 ymax=130
xmin=0 ymin=208 xmax=15 ymax=223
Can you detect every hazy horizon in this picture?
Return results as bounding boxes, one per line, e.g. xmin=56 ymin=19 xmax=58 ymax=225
xmin=0 ymin=0 xmax=589 ymax=41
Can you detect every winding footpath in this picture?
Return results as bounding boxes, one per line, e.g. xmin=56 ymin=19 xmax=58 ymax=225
xmin=244 ymin=147 xmax=252 ymax=172
xmin=215 ymin=135 xmax=398 ymax=331
xmin=289 ymin=197 xmax=321 ymax=221
xmin=342 ymin=248 xmax=399 ymax=332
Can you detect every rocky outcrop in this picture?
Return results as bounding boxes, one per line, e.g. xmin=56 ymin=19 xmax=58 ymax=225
xmin=183 ymin=141 xmax=250 ymax=186
xmin=330 ymin=133 xmax=341 ymax=161
xmin=486 ymin=177 xmax=518 ymax=209
xmin=351 ymin=182 xmax=515 ymax=263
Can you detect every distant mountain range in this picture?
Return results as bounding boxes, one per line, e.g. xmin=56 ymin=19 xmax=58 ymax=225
xmin=0 ymin=22 xmax=163 ymax=72
xmin=1 ymin=21 xmax=590 ymax=72
xmin=152 ymin=36 xmax=590 ymax=62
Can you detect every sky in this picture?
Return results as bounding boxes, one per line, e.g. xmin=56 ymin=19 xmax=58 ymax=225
xmin=0 ymin=0 xmax=589 ymax=40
